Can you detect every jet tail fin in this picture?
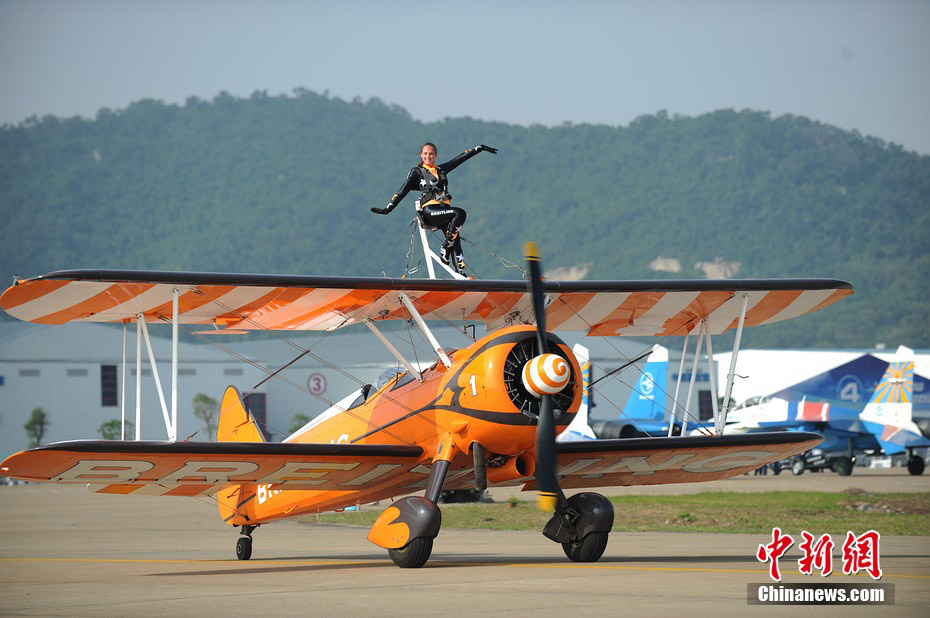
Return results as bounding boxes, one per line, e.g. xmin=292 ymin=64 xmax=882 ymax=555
xmin=622 ymin=344 xmax=668 ymax=422
xmin=857 ymin=346 xmax=930 ymax=454
xmin=558 ymin=344 xmax=596 ymax=441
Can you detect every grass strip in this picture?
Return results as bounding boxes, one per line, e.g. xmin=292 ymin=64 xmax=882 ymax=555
xmin=303 ymin=490 xmax=930 ymax=536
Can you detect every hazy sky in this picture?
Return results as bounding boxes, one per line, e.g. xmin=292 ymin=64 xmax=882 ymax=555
xmin=1 ymin=0 xmax=928 ymax=154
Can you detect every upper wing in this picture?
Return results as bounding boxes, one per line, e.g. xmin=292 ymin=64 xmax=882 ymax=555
xmin=1 ymin=269 xmax=853 ymax=336
xmin=0 ymin=440 xmax=426 ymax=497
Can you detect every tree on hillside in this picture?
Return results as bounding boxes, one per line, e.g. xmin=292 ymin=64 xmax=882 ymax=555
xmin=289 ymin=413 xmax=311 ymax=435
xmin=98 ymin=419 xmax=134 ymax=440
xmin=24 ymin=407 xmax=48 ymax=448
xmin=193 ymin=393 xmax=219 ymax=440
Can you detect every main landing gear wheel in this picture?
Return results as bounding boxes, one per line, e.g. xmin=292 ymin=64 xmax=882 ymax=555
xmin=236 ymin=536 xmax=252 ymax=560
xmin=833 ymin=456 xmax=854 ymax=476
xmin=388 ymin=537 xmax=433 ymax=568
xmin=907 ymin=455 xmax=925 ymax=476
xmin=562 ymin=531 xmax=609 ymax=563
xmin=791 ymin=457 xmax=805 ymax=475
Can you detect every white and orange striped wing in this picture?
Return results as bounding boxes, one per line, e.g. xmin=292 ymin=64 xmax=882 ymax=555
xmin=0 ymin=270 xmax=853 ymax=336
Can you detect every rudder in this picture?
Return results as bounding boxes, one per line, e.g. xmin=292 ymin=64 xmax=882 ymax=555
xmin=217 ymin=386 xmax=263 ymax=526
xmin=217 ymin=386 xmax=265 ymax=443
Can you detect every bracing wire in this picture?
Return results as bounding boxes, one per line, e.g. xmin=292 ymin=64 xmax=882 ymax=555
xmin=188 ymin=290 xmax=451 ymax=440
xmin=554 ymin=295 xmax=717 ymax=436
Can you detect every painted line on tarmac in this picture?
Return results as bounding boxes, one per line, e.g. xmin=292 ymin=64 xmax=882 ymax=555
xmin=2 ymin=557 xmax=928 ymax=580
xmin=0 ymin=557 xmax=371 ymax=566
xmin=512 ymin=563 xmax=930 ymax=580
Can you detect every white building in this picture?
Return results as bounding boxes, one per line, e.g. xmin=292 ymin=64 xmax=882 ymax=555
xmin=0 ymin=323 xmax=266 ymax=459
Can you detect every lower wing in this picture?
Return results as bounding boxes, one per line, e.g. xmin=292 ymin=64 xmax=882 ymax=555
xmin=1 ymin=440 xmax=425 ymax=497
xmin=537 ymin=431 xmax=822 ymax=489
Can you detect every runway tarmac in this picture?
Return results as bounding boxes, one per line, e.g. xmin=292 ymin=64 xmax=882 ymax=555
xmin=2 ymin=469 xmax=928 ymax=617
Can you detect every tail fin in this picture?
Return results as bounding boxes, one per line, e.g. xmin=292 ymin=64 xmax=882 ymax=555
xmin=217 ymin=386 xmax=265 ymax=443
xmin=557 ymin=344 xmax=596 ymax=441
xmin=217 ymin=386 xmax=263 ymax=527
xmin=861 ymin=346 xmax=915 ymax=427
xmin=622 ymin=344 xmax=668 ymax=421
xmin=867 ymin=346 xmax=915 ymax=405
xmin=859 ymin=346 xmax=930 ymax=454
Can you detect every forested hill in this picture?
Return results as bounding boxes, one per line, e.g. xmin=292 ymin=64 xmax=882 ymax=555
xmin=1 ymin=91 xmax=928 ymax=347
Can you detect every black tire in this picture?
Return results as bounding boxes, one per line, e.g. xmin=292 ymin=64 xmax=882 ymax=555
xmin=236 ymin=536 xmax=252 ymax=560
xmin=388 ymin=537 xmax=433 ymax=568
xmin=791 ymin=458 xmax=805 ymax=476
xmin=833 ymin=456 xmax=854 ymax=476
xmin=562 ymin=531 xmax=609 ymax=563
xmin=907 ymin=455 xmax=925 ymax=476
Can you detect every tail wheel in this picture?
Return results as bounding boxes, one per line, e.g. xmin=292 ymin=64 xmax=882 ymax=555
xmin=562 ymin=531 xmax=609 ymax=563
xmin=907 ymin=455 xmax=925 ymax=476
xmin=236 ymin=536 xmax=252 ymax=560
xmin=388 ymin=537 xmax=433 ymax=568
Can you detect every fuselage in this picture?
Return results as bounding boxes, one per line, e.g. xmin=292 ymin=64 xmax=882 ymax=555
xmin=236 ymin=325 xmax=582 ymax=522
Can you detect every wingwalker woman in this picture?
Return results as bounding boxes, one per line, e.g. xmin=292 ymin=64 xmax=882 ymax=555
xmin=371 ymin=142 xmax=497 ymax=276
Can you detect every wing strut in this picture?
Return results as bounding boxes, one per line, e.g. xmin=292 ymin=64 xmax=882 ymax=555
xmin=666 ymin=292 xmax=750 ymax=437
xmin=128 ymin=286 xmax=183 ymax=442
xmin=675 ymin=319 xmax=705 ymax=434
xmin=138 ymin=314 xmax=173 ymax=440
xmin=719 ymin=293 xmax=750 ymax=433
xmin=135 ymin=315 xmax=142 ymax=439
xmin=171 ymin=287 xmax=179 ymax=442
xmin=704 ymin=320 xmax=720 ymax=433
xmin=121 ymin=322 xmax=127 ymax=440
xmin=364 ymin=319 xmax=424 ymax=382
xmin=668 ymin=330 xmax=690 ymax=436
xmin=398 ymin=292 xmax=452 ymax=368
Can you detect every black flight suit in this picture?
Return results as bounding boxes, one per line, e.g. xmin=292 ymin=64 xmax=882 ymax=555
xmin=374 ymin=147 xmax=489 ymax=274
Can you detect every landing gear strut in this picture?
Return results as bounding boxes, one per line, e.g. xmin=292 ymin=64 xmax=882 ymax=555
xmin=236 ymin=524 xmax=257 ymax=560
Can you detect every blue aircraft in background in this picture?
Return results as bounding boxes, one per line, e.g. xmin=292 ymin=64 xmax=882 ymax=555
xmin=724 ymin=346 xmax=930 ymax=476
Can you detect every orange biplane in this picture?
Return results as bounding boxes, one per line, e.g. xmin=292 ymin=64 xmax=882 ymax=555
xmin=0 ymin=245 xmax=852 ymax=567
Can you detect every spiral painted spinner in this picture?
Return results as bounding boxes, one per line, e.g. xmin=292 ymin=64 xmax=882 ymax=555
xmin=522 ymin=353 xmax=570 ymax=397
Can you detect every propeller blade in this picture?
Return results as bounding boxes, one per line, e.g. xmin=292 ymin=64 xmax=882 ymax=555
xmin=524 ymin=241 xmax=565 ymax=512
xmin=525 ymin=241 xmax=547 ymax=353
xmin=535 ymin=394 xmax=560 ymax=511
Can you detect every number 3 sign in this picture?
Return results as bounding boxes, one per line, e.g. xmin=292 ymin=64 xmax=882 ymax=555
xmin=307 ymin=373 xmax=327 ymax=396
